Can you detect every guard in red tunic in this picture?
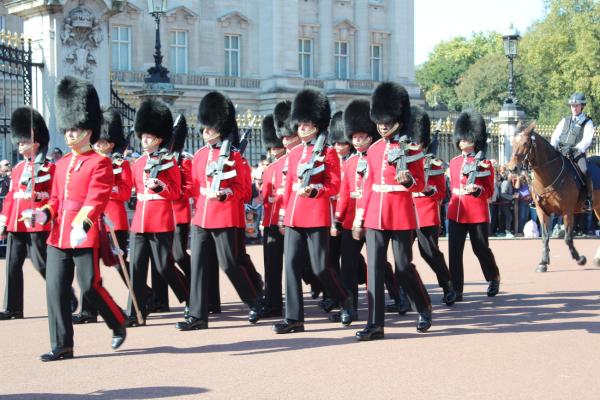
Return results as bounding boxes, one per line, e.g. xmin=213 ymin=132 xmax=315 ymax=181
xmin=127 ymin=99 xmax=189 ymax=326
xmin=259 ymin=114 xmax=287 ymax=318
xmin=175 ymin=91 xmax=262 ymax=331
xmin=73 ymin=106 xmax=133 ymax=324
xmin=353 ymin=82 xmax=432 ymax=341
xmin=0 ymin=107 xmax=57 ymax=320
xmin=34 ymin=76 xmax=126 ymax=361
xmin=272 ymin=89 xmax=353 ymax=334
xmin=447 ymin=111 xmax=500 ymax=300
xmin=410 ymin=106 xmax=456 ymax=306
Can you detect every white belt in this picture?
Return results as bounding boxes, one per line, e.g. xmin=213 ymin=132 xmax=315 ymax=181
xmin=292 ymin=182 xmax=323 ymax=192
xmin=452 ymin=188 xmax=470 ymax=195
xmin=137 ymin=193 xmax=165 ymax=201
xmin=372 ymin=184 xmax=408 ymax=193
xmin=412 ymin=192 xmax=430 ymax=198
xmin=276 ymin=187 xmax=285 ymax=196
xmin=350 ymin=191 xmax=362 ymax=199
xmin=200 ymin=187 xmax=233 ymax=197
xmin=13 ymin=191 xmax=49 ymax=200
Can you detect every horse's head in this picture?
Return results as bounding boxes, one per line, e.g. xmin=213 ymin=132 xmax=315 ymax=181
xmin=507 ymin=121 xmax=537 ymax=173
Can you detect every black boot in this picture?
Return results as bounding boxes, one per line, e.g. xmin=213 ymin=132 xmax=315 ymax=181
xmin=442 ymin=281 xmax=457 ymax=306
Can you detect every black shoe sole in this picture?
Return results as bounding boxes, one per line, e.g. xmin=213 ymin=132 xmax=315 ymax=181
xmin=356 ymin=333 xmax=384 ymax=341
xmin=40 ymin=352 xmax=74 ymax=362
xmin=273 ymin=326 xmax=305 ymax=334
xmin=0 ymin=314 xmax=24 ymax=320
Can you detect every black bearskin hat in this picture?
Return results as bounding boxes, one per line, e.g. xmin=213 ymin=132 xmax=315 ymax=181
xmin=10 ymin=107 xmax=50 ymax=146
xmin=453 ymin=110 xmax=487 ymax=152
xmin=291 ymin=89 xmax=331 ymax=133
xmin=370 ymin=82 xmax=411 ymax=129
xmin=261 ymin=114 xmax=283 ymax=150
xmin=198 ymin=91 xmax=238 ymax=142
xmin=100 ymin=106 xmax=127 ymax=153
xmin=134 ymin=98 xmax=173 ymax=143
xmin=274 ymin=100 xmax=294 ymax=138
xmin=328 ymin=111 xmax=349 ymax=145
xmin=344 ymin=99 xmax=378 ymax=143
xmin=55 ymin=75 xmax=102 ymax=143
xmin=410 ymin=105 xmax=431 ymax=148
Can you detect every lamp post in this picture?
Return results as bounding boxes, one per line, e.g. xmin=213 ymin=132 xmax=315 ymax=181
xmin=502 ymin=24 xmax=521 ymax=105
xmin=145 ymin=0 xmax=170 ymax=84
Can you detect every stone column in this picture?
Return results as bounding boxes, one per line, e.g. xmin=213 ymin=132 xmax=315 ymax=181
xmin=317 ymin=0 xmax=334 ymax=80
xmin=494 ymin=102 xmax=526 ymax=164
xmin=388 ymin=0 xmax=415 ymax=83
xmin=354 ymin=0 xmax=370 ymax=80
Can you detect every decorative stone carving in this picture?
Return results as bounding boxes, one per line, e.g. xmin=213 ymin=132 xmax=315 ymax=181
xmin=61 ymin=3 xmax=103 ymax=79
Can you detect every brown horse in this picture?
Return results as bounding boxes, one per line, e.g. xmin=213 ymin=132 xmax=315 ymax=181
xmin=507 ymin=122 xmax=600 ymax=272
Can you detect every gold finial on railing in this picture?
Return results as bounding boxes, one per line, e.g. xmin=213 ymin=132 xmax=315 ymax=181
xmin=0 ymin=30 xmax=5 ymax=45
xmin=11 ymin=31 xmax=19 ymax=47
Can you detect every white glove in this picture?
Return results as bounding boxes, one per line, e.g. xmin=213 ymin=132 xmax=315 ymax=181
xmin=21 ymin=209 xmax=48 ymax=228
xmin=70 ymin=225 xmax=88 ymax=247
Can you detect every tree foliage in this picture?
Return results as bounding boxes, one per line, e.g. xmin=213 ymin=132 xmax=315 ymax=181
xmin=415 ymin=0 xmax=600 ymax=124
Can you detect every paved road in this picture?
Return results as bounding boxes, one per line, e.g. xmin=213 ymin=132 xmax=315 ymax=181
xmin=1 ymin=239 xmax=599 ymax=399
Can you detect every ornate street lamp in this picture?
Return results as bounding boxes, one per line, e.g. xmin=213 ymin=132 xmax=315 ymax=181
xmin=502 ymin=24 xmax=521 ymax=104
xmin=145 ymin=0 xmax=170 ymax=83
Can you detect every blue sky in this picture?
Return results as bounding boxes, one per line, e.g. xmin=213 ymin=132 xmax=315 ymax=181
xmin=414 ymin=0 xmax=547 ymax=65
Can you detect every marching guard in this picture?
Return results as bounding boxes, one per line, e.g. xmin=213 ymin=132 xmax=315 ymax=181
xmin=447 ymin=111 xmax=501 ymax=300
xmin=0 ymin=107 xmax=58 ymax=320
xmin=410 ymin=106 xmax=456 ymax=305
xmin=353 ymin=82 xmax=432 ymax=341
xmin=176 ymin=91 xmax=262 ymax=331
xmin=273 ymin=88 xmax=353 ymax=334
xmin=73 ymin=106 xmax=133 ymax=324
xmin=127 ymin=98 xmax=189 ymax=326
xmin=33 ymin=76 xmax=127 ymax=361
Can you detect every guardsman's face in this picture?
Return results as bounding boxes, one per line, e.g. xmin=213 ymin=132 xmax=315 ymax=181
xmin=459 ymin=140 xmax=475 ymax=153
xmin=141 ymin=133 xmax=161 ymax=152
xmin=352 ymin=132 xmax=372 ymax=151
xmin=18 ymin=141 xmax=40 ymax=158
xmin=335 ymin=142 xmax=351 ymax=157
xmin=282 ymin=135 xmax=300 ymax=150
xmin=377 ymin=122 xmax=400 ymax=138
xmin=65 ymin=128 xmax=91 ymax=149
xmin=297 ymin=122 xmax=318 ymax=142
xmin=202 ymin=127 xmax=220 ymax=145
xmin=93 ymin=139 xmax=115 ymax=155
xmin=571 ymin=103 xmax=583 ymax=117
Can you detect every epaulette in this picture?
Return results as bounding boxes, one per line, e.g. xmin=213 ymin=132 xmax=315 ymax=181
xmin=162 ymin=154 xmax=174 ymax=161
xmin=479 ymin=160 xmax=491 ymax=169
xmin=431 ymin=158 xmax=443 ymax=167
xmin=407 ymin=143 xmax=421 ymax=151
xmin=113 ymin=158 xmax=125 ymax=166
xmin=181 ymin=152 xmax=193 ymax=161
xmin=94 ymin=150 xmax=109 ymax=158
xmin=39 ymin=163 xmax=51 ymax=172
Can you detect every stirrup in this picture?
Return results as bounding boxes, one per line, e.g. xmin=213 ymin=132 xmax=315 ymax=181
xmin=582 ymin=199 xmax=593 ymax=212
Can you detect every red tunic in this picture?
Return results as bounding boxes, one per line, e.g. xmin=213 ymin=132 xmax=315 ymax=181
xmin=104 ymin=157 xmax=132 ymax=232
xmin=282 ymin=142 xmax=340 ymax=228
xmin=262 ymin=155 xmax=286 ymax=227
xmin=236 ymin=156 xmax=253 ymax=229
xmin=357 ymin=138 xmax=424 ymax=231
xmin=0 ymin=159 xmax=54 ymax=233
xmin=447 ymin=153 xmax=494 ymax=224
xmin=130 ymin=153 xmax=181 ymax=233
xmin=191 ymin=145 xmax=247 ymax=229
xmin=172 ymin=156 xmax=193 ymax=225
xmin=335 ymin=152 xmax=368 ymax=230
xmin=45 ymin=149 xmax=113 ymax=249
xmin=413 ymin=159 xmax=446 ymax=228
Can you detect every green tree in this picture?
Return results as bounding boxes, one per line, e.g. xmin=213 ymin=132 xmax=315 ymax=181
xmin=415 ymin=32 xmax=502 ymax=111
xmin=519 ymin=0 xmax=600 ymax=123
xmin=455 ymin=53 xmax=507 ymax=114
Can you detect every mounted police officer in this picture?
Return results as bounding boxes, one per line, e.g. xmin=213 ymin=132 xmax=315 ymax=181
xmin=551 ymin=92 xmax=595 ymax=211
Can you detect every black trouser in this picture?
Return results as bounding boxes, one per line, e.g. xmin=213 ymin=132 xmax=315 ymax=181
xmin=263 ymin=225 xmax=284 ymax=312
xmin=3 ymin=231 xmax=48 ymax=312
xmin=499 ymin=203 xmax=513 ymax=232
xmin=189 ymin=226 xmax=258 ymax=321
xmin=236 ymin=227 xmax=263 ymax=293
xmin=340 ymin=229 xmax=362 ymax=312
xmin=366 ymin=229 xmax=431 ymax=327
xmin=151 ymin=223 xmax=191 ymax=308
xmin=80 ymin=230 xmax=129 ymax=317
xmin=448 ymin=220 xmax=500 ymax=294
xmin=46 ymin=246 xmax=125 ymax=349
xmin=128 ymin=232 xmax=189 ymax=319
xmin=283 ymin=226 xmax=349 ymax=322
xmin=415 ymin=225 xmax=452 ymax=288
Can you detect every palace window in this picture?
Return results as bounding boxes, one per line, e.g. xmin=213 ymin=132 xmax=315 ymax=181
xmin=370 ymin=44 xmax=382 ymax=81
xmin=224 ymin=35 xmax=241 ymax=77
xmin=298 ymin=39 xmax=313 ymax=78
xmin=111 ymin=26 xmax=131 ymax=71
xmin=335 ymin=41 xmax=349 ymax=80
xmin=170 ymin=30 xmax=188 ymax=74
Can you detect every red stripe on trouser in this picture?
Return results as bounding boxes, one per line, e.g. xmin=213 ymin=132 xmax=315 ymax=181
xmin=92 ymin=247 xmax=126 ymax=325
xmin=327 ymin=267 xmax=348 ymax=302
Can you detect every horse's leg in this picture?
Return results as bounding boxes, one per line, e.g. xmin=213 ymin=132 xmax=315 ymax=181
xmin=536 ymin=207 xmax=551 ymax=273
xmin=563 ymin=212 xmax=587 ymax=266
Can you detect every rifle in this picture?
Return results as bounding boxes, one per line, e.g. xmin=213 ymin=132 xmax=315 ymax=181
xmin=238 ymin=128 xmax=252 ymax=156
xmin=297 ymin=133 xmax=327 ymax=189
xmin=387 ymin=134 xmax=424 ymax=181
xmin=423 ymin=120 xmax=443 ymax=189
xmin=206 ymin=135 xmax=236 ymax=193
xmin=462 ymin=149 xmax=491 ymax=186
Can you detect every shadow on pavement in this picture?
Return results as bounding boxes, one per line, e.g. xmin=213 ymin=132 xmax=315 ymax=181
xmin=0 ymin=386 xmax=208 ymax=399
